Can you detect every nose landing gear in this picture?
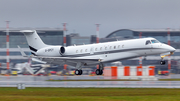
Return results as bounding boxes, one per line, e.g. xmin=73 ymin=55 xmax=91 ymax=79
xmin=160 ymin=52 xmax=174 ymax=65
xmin=160 ymin=60 xmax=166 ymax=65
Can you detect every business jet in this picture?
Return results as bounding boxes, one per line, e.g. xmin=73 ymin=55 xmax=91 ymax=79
xmin=19 ymin=30 xmax=175 ymax=75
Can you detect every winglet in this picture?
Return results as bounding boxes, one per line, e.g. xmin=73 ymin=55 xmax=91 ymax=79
xmin=17 ymin=45 xmax=28 ymax=57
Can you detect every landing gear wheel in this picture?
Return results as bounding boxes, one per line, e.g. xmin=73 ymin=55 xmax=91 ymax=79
xmin=95 ymin=69 xmax=103 ymax=75
xmin=95 ymin=69 xmax=100 ymax=75
xmin=100 ymin=70 xmax=103 ymax=75
xmin=79 ymin=70 xmax=83 ymax=75
xmin=75 ymin=69 xmax=79 ymax=75
xmin=75 ymin=69 xmax=83 ymax=75
xmin=160 ymin=60 xmax=166 ymax=65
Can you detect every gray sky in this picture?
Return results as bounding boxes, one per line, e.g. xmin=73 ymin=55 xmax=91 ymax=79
xmin=1 ymin=0 xmax=180 ymax=37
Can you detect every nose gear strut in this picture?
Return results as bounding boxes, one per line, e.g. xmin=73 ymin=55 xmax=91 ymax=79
xmin=160 ymin=52 xmax=174 ymax=65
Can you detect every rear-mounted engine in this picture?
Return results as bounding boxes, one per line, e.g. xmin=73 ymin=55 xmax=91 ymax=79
xmin=59 ymin=47 xmax=65 ymax=55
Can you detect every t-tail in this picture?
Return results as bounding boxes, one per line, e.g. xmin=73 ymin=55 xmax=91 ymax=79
xmin=20 ymin=30 xmax=51 ymax=55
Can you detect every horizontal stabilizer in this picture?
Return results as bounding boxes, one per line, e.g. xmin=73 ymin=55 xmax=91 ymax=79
xmin=20 ymin=30 xmax=34 ymax=33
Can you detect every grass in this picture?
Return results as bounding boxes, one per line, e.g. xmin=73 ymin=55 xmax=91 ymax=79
xmin=0 ymin=88 xmax=180 ymax=101
xmin=159 ymin=79 xmax=180 ymax=81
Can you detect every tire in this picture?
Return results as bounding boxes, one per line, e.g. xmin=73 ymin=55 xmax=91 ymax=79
xmin=100 ymin=70 xmax=103 ymax=75
xmin=160 ymin=60 xmax=166 ymax=65
xmin=95 ymin=69 xmax=100 ymax=75
xmin=160 ymin=61 xmax=163 ymax=65
xmin=75 ymin=70 xmax=79 ymax=75
xmin=79 ymin=70 xmax=83 ymax=75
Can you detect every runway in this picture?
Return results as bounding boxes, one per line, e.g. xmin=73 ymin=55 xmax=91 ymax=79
xmin=0 ymin=81 xmax=180 ymax=88
xmin=0 ymin=75 xmax=180 ymax=88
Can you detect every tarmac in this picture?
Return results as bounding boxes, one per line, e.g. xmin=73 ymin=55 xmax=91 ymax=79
xmin=0 ymin=75 xmax=180 ymax=88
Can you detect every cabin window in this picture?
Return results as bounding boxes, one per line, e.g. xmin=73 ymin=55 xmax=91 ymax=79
xmin=109 ymin=46 xmax=112 ymax=49
xmin=95 ymin=48 xmax=98 ymax=51
xmin=122 ymin=45 xmax=124 ymax=48
xmin=76 ymin=50 xmax=78 ymax=53
xmin=100 ymin=47 xmax=102 ymax=50
xmin=114 ymin=46 xmax=116 ymax=49
xmin=85 ymin=49 xmax=88 ymax=52
xmin=105 ymin=47 xmax=107 ymax=50
xmin=81 ymin=49 xmax=83 ymax=53
xmin=118 ymin=45 xmax=120 ymax=48
xmin=145 ymin=40 xmax=151 ymax=45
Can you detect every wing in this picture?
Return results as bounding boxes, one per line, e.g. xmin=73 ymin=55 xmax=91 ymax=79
xmin=34 ymin=56 xmax=102 ymax=67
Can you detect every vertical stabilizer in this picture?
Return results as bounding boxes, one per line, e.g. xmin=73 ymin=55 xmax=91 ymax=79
xmin=20 ymin=30 xmax=50 ymax=54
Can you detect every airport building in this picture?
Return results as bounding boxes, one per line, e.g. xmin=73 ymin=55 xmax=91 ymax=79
xmin=66 ymin=33 xmax=96 ymax=46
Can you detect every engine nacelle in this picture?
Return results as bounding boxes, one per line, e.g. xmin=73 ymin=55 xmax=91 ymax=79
xmin=36 ymin=46 xmax=66 ymax=56
xmin=59 ymin=47 xmax=65 ymax=55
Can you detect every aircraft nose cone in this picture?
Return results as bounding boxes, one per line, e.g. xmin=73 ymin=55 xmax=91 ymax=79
xmin=168 ymin=45 xmax=176 ymax=52
xmin=171 ymin=47 xmax=176 ymax=52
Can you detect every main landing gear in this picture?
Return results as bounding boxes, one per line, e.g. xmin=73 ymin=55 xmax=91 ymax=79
xmin=95 ymin=63 xmax=104 ymax=75
xmin=160 ymin=52 xmax=174 ymax=65
xmin=73 ymin=62 xmax=104 ymax=76
xmin=74 ymin=62 xmax=83 ymax=75
xmin=75 ymin=69 xmax=83 ymax=75
xmin=96 ymin=69 xmax=103 ymax=75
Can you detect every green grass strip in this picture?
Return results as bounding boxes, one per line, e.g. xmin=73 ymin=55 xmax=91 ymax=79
xmin=159 ymin=79 xmax=180 ymax=81
xmin=0 ymin=87 xmax=180 ymax=101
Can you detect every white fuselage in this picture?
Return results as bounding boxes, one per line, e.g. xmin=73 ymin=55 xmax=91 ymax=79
xmin=36 ymin=37 xmax=175 ymax=64
xmin=20 ymin=30 xmax=176 ymax=75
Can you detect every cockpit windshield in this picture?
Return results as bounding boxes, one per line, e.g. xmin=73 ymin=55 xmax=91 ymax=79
xmin=151 ymin=40 xmax=159 ymax=44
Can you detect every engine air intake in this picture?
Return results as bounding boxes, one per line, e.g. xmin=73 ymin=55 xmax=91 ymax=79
xmin=60 ymin=47 xmax=65 ymax=55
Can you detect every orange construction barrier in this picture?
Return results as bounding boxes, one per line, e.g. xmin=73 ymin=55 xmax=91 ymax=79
xmin=124 ymin=66 xmax=130 ymax=76
xmin=149 ymin=66 xmax=155 ymax=76
xmin=137 ymin=66 xmax=142 ymax=76
xmin=111 ymin=66 xmax=117 ymax=76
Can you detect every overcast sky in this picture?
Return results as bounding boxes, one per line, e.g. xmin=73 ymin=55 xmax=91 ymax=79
xmin=1 ymin=0 xmax=180 ymax=37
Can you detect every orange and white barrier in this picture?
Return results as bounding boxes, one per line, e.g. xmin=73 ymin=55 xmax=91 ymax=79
xmin=104 ymin=66 xmax=155 ymax=77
